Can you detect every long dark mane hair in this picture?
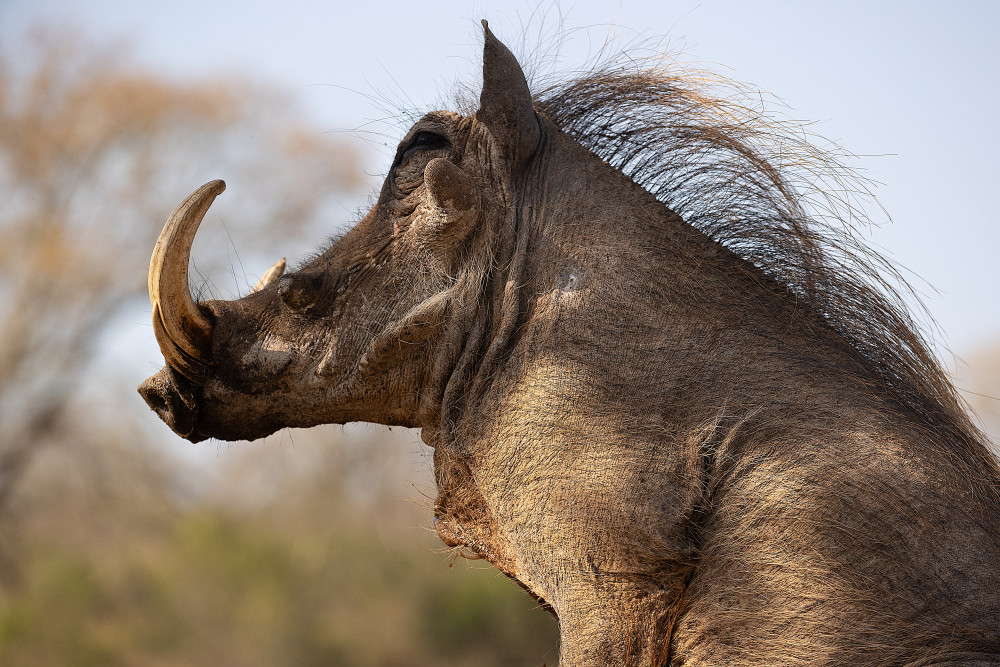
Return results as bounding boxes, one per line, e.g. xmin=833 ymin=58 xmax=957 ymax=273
xmin=529 ymin=54 xmax=993 ymax=464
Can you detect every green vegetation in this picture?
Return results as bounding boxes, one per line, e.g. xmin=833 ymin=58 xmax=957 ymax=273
xmin=0 ymin=431 xmax=558 ymax=666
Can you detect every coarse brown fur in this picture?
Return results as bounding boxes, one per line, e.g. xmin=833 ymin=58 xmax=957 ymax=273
xmin=140 ymin=24 xmax=1000 ymax=665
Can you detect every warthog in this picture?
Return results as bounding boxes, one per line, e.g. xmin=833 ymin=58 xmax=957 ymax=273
xmin=139 ymin=22 xmax=1000 ymax=666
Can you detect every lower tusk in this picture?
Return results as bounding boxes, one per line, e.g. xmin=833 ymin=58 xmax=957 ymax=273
xmin=152 ymin=303 xmax=210 ymax=383
xmin=252 ymin=257 xmax=286 ymax=293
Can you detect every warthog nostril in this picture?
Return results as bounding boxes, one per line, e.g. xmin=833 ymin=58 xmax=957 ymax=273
xmin=137 ymin=367 xmax=201 ymax=439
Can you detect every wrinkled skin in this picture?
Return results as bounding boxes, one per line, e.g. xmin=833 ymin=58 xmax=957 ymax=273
xmin=140 ymin=24 xmax=1000 ymax=666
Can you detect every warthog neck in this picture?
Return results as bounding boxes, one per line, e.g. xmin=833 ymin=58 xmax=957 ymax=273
xmin=427 ymin=123 xmax=1000 ymax=665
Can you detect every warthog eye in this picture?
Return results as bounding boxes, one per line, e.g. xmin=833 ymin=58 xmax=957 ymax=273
xmin=395 ymin=131 xmax=450 ymax=166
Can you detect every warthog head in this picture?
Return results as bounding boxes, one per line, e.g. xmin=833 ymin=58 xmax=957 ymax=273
xmin=140 ymin=24 xmax=530 ymax=444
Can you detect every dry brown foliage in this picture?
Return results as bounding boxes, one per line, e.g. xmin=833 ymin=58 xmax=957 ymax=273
xmin=0 ymin=26 xmax=361 ymax=509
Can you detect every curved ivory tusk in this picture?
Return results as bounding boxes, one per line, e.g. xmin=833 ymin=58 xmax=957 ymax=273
xmin=251 ymin=257 xmax=286 ymax=293
xmin=148 ymin=180 xmax=224 ymax=376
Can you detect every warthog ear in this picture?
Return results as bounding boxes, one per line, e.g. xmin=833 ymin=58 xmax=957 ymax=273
xmin=421 ymin=157 xmax=480 ymax=245
xmin=478 ymin=20 xmax=540 ymax=166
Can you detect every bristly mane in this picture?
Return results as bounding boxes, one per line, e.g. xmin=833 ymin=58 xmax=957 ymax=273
xmin=530 ymin=58 xmax=992 ymax=460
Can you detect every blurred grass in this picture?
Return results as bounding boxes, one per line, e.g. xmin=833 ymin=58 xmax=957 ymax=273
xmin=0 ymin=428 xmax=559 ymax=666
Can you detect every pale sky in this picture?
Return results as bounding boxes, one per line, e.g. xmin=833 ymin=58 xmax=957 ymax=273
xmin=3 ymin=0 xmax=998 ymax=370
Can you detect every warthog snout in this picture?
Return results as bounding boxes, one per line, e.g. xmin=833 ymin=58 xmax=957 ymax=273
xmin=137 ymin=367 xmax=202 ymax=441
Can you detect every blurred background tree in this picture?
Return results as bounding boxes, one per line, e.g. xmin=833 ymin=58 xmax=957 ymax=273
xmin=0 ymin=24 xmax=558 ymax=665
xmin=959 ymin=344 xmax=1000 ymax=456
xmin=1 ymin=17 xmax=995 ymax=667
xmin=0 ymin=25 xmax=360 ymax=508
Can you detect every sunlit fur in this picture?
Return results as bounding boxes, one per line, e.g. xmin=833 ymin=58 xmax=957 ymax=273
xmin=534 ymin=62 xmax=991 ymax=465
xmin=432 ymin=50 xmax=1000 ymax=666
